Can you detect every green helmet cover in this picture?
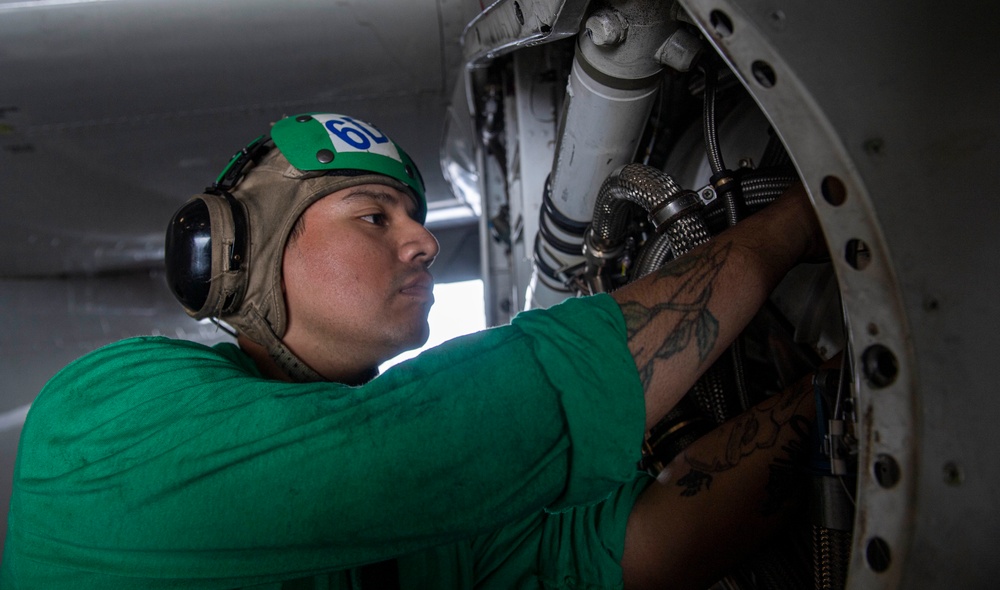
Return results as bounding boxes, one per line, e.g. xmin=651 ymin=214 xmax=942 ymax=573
xmin=265 ymin=113 xmax=427 ymax=222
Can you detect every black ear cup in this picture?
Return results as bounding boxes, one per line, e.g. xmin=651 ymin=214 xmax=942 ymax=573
xmin=164 ymin=190 xmax=249 ymax=318
xmin=165 ymin=198 xmax=214 ymax=314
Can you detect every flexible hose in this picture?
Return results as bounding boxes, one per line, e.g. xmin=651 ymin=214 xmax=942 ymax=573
xmin=632 ymin=232 xmax=674 ymax=278
xmin=703 ymin=65 xmax=725 ymax=176
xmin=589 ymin=164 xmax=685 ymax=247
xmin=814 ymin=525 xmax=851 ymax=590
xmin=704 ymin=174 xmax=796 ymax=226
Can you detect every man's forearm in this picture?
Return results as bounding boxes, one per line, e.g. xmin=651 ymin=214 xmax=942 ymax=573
xmin=622 ymin=369 xmax=817 ymax=590
xmin=611 ymin=184 xmax=818 ymax=429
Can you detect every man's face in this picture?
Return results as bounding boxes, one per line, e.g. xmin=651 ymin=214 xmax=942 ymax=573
xmin=280 ymin=183 xmax=439 ymax=381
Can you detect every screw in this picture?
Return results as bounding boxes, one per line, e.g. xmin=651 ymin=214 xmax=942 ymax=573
xmin=864 ymin=138 xmax=885 ymax=156
xmin=943 ymin=461 xmax=963 ymax=486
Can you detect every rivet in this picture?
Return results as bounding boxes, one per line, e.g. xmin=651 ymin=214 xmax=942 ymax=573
xmin=316 ymin=149 xmax=335 ymax=164
xmin=404 ymin=164 xmax=414 ymax=178
xmin=864 ymin=137 xmax=886 ymax=156
xmin=296 ymin=115 xmax=312 ymax=123
xmin=943 ymin=461 xmax=963 ymax=486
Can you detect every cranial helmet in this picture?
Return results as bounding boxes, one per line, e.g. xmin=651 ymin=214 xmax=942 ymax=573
xmin=165 ymin=113 xmax=427 ymax=381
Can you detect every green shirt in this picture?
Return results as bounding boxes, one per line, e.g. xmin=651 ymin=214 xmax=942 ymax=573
xmin=2 ymin=294 xmax=646 ymax=589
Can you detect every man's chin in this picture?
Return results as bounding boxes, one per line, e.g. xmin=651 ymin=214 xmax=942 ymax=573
xmin=386 ymin=322 xmax=432 ymax=358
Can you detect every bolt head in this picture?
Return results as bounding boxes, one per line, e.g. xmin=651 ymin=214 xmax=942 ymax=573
xmin=585 ymin=9 xmax=627 ymax=46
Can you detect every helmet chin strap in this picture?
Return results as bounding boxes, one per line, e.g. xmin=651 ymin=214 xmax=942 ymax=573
xmin=242 ymin=307 xmax=326 ymax=383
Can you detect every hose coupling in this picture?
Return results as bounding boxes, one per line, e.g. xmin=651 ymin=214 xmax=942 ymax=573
xmin=649 ymin=190 xmax=702 ymax=229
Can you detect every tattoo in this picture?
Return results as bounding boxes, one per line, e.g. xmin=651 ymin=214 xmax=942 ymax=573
xmin=620 ymin=241 xmax=733 ymax=389
xmin=675 ymin=378 xmax=812 ymax=514
xmin=677 ymin=469 xmax=713 ymax=497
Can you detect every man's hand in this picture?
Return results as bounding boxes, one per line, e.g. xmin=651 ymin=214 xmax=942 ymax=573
xmin=611 ymin=183 xmax=824 ymax=429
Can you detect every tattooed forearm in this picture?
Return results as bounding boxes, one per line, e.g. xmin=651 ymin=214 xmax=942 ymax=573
xmin=686 ymin=377 xmax=811 ymax=473
xmin=619 ymin=240 xmax=733 ymax=388
xmin=677 ymin=376 xmax=813 ymax=514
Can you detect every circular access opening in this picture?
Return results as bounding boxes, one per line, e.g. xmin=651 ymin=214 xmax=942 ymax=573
xmin=866 ymin=537 xmax=892 ymax=573
xmin=863 ymin=344 xmax=899 ymax=388
xmin=873 ymin=454 xmax=901 ymax=488
xmin=751 ymin=61 xmax=777 ymax=88
xmin=710 ymin=10 xmax=734 ymax=37
xmin=844 ymin=238 xmax=871 ymax=270
xmin=821 ymin=175 xmax=847 ymax=206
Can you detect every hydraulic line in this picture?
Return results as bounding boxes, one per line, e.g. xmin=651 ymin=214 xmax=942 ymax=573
xmin=589 ymin=164 xmax=686 ymax=244
xmin=703 ymin=174 xmax=796 ymax=226
xmin=703 ymin=64 xmax=726 ymax=176
xmin=632 ymin=232 xmax=673 ymax=279
xmin=702 ymin=63 xmax=743 ymax=229
xmin=583 ymin=163 xmax=708 ymax=294
xmin=814 ymin=526 xmax=851 ymax=590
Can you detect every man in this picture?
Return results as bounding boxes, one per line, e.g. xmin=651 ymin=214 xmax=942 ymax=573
xmin=1 ymin=112 xmax=826 ymax=589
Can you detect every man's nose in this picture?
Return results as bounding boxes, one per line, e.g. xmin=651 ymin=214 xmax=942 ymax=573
xmin=402 ymin=221 xmax=440 ymax=267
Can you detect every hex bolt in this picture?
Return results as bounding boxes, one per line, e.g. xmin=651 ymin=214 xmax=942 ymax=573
xmin=654 ymin=27 xmax=703 ymax=72
xmin=585 ymin=8 xmax=628 ymax=47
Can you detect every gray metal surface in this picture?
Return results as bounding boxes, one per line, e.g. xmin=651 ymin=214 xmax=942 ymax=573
xmin=0 ymin=0 xmax=476 ymax=278
xmin=462 ymin=0 xmax=587 ymax=67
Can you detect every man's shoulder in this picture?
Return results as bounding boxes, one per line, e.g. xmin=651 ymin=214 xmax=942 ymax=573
xmin=21 ymin=337 xmax=258 ymax=461
xmin=57 ymin=335 xmax=247 ymax=376
xmin=36 ymin=336 xmax=254 ymax=409
xmin=78 ymin=334 xmax=234 ymax=359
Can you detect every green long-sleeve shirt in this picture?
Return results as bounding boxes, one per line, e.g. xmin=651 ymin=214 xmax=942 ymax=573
xmin=2 ymin=294 xmax=647 ymax=589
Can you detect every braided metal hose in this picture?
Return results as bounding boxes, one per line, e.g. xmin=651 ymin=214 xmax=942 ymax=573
xmin=663 ymin=210 xmax=711 ymax=255
xmin=742 ymin=174 xmax=797 ymax=195
xmin=813 ymin=525 xmax=851 ymax=590
xmin=589 ymin=163 xmax=685 ymax=247
xmin=703 ymin=65 xmax=725 ymax=176
xmin=584 ymin=164 xmax=707 ymax=293
xmin=704 ymin=174 xmax=796 ymax=225
xmin=632 ymin=232 xmax=673 ymax=279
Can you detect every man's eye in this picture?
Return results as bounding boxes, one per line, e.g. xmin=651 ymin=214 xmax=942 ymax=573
xmin=361 ymin=213 xmax=387 ymax=225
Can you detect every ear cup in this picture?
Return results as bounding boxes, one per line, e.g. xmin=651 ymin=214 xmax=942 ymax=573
xmin=164 ymin=191 xmax=249 ymax=319
xmin=165 ymin=198 xmax=213 ymax=313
